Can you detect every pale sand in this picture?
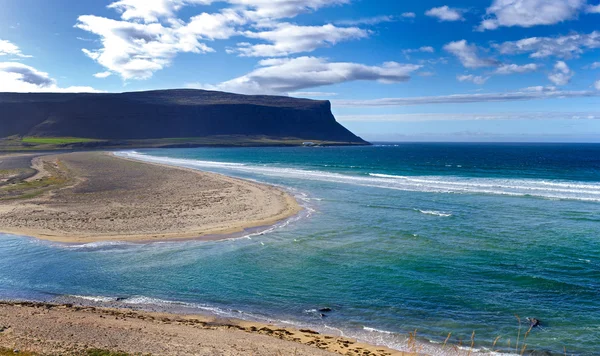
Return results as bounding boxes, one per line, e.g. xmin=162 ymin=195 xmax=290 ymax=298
xmin=0 ymin=302 xmax=406 ymax=356
xmin=0 ymin=152 xmax=301 ymax=243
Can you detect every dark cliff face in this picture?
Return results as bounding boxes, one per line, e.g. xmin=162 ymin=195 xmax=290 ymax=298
xmin=0 ymin=89 xmax=367 ymax=144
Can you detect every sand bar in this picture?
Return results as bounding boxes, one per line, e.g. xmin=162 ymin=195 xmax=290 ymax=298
xmin=0 ymin=152 xmax=301 ymax=243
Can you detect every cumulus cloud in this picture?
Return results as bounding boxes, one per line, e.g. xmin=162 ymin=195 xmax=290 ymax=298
xmin=75 ymin=14 xmax=221 ymax=80
xmin=107 ymin=0 xmax=349 ymax=23
xmin=0 ymin=39 xmax=31 ymax=58
xmin=107 ymin=0 xmax=212 ymax=23
xmin=479 ymin=0 xmax=587 ymax=31
xmin=77 ymin=0 xmax=366 ymax=80
xmin=188 ymin=56 xmax=422 ymax=94
xmin=93 ymin=71 xmax=112 ymax=78
xmin=595 ymin=80 xmax=600 ymax=90
xmin=548 ymin=61 xmax=574 ymax=85
xmin=237 ymin=23 xmax=369 ymax=57
xmin=494 ymin=31 xmax=600 ymax=59
xmin=425 ymin=6 xmax=464 ymax=21
xmin=230 ymin=0 xmax=350 ymax=21
xmin=333 ymin=89 xmax=599 ymax=107
xmin=457 ymin=74 xmax=489 ymax=84
xmin=0 ymin=62 xmax=100 ymax=92
xmin=494 ymin=63 xmax=539 ymax=75
xmin=589 ymin=62 xmax=600 ymax=69
xmin=444 ymin=40 xmax=498 ymax=68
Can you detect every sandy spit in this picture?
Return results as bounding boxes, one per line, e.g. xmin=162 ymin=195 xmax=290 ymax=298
xmin=0 ymin=152 xmax=301 ymax=243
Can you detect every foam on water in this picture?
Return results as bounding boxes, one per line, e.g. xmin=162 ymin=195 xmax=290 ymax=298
xmin=117 ymin=151 xmax=600 ymax=202
xmin=417 ymin=209 xmax=453 ymax=217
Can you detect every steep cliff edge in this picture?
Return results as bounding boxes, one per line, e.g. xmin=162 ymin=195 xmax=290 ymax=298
xmin=0 ymin=89 xmax=368 ymax=150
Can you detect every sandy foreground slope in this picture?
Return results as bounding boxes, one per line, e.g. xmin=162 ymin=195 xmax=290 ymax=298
xmin=0 ymin=302 xmax=407 ymax=356
xmin=0 ymin=152 xmax=301 ymax=243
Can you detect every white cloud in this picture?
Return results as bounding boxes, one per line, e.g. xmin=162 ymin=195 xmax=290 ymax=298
xmin=494 ymin=31 xmax=600 ymax=59
xmin=457 ymin=74 xmax=489 ymax=84
xmin=494 ymin=63 xmax=539 ymax=75
xmin=107 ymin=0 xmax=212 ymax=23
xmin=93 ymin=71 xmax=112 ymax=78
xmin=425 ymin=6 xmax=464 ymax=21
xmin=229 ymin=0 xmax=350 ymax=21
xmin=333 ymin=89 xmax=599 ymax=107
xmin=237 ymin=23 xmax=369 ymax=57
xmin=522 ymin=85 xmax=558 ymax=91
xmin=77 ymin=0 xmax=361 ymax=80
xmin=335 ymin=15 xmax=397 ymax=26
xmin=402 ymin=12 xmax=416 ymax=18
xmin=586 ymin=3 xmax=600 ymax=12
xmin=479 ymin=0 xmax=587 ymax=31
xmin=189 ymin=56 xmax=422 ymax=94
xmin=443 ymin=40 xmax=498 ymax=68
xmin=0 ymin=62 xmax=100 ymax=92
xmin=548 ymin=61 xmax=574 ymax=85
xmin=107 ymin=0 xmax=349 ymax=23
xmin=75 ymin=15 xmax=215 ymax=80
xmin=184 ymin=9 xmax=246 ymax=40
xmin=402 ymin=46 xmax=435 ymax=57
xmin=0 ymin=39 xmax=31 ymax=58
xmin=589 ymin=62 xmax=600 ymax=69
xmin=595 ymin=80 xmax=600 ymax=90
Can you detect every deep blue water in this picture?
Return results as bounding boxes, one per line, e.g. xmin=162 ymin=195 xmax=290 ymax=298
xmin=1 ymin=143 xmax=599 ymax=355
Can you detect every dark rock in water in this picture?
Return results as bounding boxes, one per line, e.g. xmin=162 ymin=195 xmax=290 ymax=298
xmin=320 ymin=313 xmax=327 ymax=318
xmin=527 ymin=317 xmax=541 ymax=328
xmin=318 ymin=307 xmax=332 ymax=312
xmin=115 ymin=297 xmax=127 ymax=302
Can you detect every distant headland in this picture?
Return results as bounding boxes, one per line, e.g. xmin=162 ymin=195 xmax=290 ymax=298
xmin=0 ymin=89 xmax=369 ymax=151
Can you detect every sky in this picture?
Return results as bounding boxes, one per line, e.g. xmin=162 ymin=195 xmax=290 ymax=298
xmin=1 ymin=0 xmax=600 ymax=142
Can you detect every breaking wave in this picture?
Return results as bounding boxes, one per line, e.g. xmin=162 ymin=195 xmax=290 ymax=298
xmin=117 ymin=151 xmax=600 ymax=202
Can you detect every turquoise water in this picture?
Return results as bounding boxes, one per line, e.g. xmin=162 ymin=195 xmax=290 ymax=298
xmin=1 ymin=144 xmax=599 ymax=355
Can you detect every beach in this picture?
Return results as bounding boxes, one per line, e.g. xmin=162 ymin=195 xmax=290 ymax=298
xmin=0 ymin=152 xmax=301 ymax=243
xmin=0 ymin=302 xmax=403 ymax=356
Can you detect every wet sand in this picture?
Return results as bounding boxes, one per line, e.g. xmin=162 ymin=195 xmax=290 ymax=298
xmin=0 ymin=302 xmax=406 ymax=356
xmin=0 ymin=152 xmax=301 ymax=243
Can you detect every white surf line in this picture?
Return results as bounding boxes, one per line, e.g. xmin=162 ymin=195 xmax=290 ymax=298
xmin=116 ymin=151 xmax=600 ymax=202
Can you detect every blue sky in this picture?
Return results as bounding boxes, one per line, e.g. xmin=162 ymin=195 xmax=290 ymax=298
xmin=1 ymin=0 xmax=600 ymax=142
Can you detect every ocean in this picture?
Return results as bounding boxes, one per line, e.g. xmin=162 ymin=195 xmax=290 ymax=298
xmin=1 ymin=143 xmax=599 ymax=355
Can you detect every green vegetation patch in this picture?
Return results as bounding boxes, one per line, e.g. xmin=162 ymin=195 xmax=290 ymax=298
xmin=0 ymin=160 xmax=72 ymax=201
xmin=22 ymin=137 xmax=105 ymax=145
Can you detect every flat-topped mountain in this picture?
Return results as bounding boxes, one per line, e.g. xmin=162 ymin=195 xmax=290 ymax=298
xmin=0 ymin=89 xmax=368 ymax=150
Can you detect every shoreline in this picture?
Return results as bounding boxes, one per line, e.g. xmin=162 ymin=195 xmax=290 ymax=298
xmin=0 ymin=151 xmax=302 ymax=244
xmin=0 ymin=301 xmax=405 ymax=356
